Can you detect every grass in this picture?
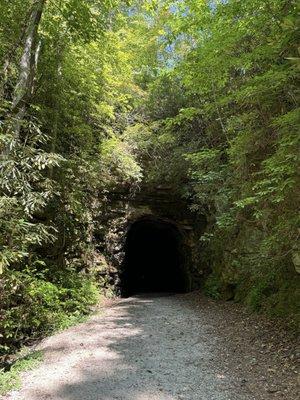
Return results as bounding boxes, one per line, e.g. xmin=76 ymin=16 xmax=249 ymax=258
xmin=0 ymin=349 xmax=43 ymax=395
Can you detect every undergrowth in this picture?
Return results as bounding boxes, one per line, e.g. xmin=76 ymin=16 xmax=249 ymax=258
xmin=0 ymin=267 xmax=100 ymax=357
xmin=0 ymin=349 xmax=43 ymax=395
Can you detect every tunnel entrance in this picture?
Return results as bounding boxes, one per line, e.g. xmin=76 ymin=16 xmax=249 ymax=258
xmin=121 ymin=217 xmax=188 ymax=296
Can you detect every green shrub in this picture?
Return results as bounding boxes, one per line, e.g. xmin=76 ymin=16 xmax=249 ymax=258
xmin=245 ymin=283 xmax=267 ymax=312
xmin=203 ymin=274 xmax=222 ymax=300
xmin=0 ymin=267 xmax=100 ymax=356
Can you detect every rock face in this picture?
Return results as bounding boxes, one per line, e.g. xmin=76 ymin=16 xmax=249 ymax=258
xmin=95 ymin=186 xmax=207 ymax=295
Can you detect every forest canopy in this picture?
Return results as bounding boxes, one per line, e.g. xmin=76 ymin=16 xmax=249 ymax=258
xmin=0 ymin=0 xmax=299 ymax=357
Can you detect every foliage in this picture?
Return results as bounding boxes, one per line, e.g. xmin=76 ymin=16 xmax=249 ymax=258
xmin=0 ymin=0 xmax=139 ymax=357
xmin=0 ymin=0 xmax=299 ymax=357
xmin=0 ymin=119 xmax=61 ymax=273
xmin=100 ymin=136 xmax=143 ymax=186
xmin=0 ymin=349 xmax=43 ymax=395
xmin=130 ymin=0 xmax=300 ymax=322
xmin=0 ymin=267 xmax=99 ymax=355
xmin=203 ymin=274 xmax=221 ymax=300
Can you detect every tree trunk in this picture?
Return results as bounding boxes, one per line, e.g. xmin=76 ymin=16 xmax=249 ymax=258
xmin=0 ymin=8 xmax=31 ymax=99
xmin=49 ymin=44 xmax=64 ymax=178
xmin=12 ymin=0 xmax=46 ymax=135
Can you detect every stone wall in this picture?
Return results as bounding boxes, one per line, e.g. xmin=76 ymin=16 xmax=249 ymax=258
xmin=94 ymin=186 xmax=207 ymax=295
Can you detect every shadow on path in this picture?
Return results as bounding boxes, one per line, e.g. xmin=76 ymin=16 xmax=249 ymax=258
xmin=46 ymin=294 xmax=245 ymax=400
xmin=12 ymin=294 xmax=259 ymax=400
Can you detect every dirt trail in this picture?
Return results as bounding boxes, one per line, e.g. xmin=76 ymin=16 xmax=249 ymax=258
xmin=3 ymin=293 xmax=299 ymax=400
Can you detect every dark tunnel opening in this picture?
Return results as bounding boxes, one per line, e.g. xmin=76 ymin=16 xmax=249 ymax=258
xmin=121 ymin=218 xmax=188 ymax=297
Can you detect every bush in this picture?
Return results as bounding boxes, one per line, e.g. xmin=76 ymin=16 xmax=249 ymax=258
xmin=203 ymin=274 xmax=222 ymax=300
xmin=0 ymin=267 xmax=99 ymax=357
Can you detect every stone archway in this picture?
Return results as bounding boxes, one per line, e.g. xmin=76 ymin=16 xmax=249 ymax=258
xmin=98 ymin=187 xmax=207 ymax=296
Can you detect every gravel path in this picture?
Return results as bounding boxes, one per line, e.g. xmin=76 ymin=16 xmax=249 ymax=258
xmin=4 ymin=293 xmax=299 ymax=400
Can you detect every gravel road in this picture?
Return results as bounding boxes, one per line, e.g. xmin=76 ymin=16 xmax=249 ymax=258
xmin=4 ymin=293 xmax=299 ymax=400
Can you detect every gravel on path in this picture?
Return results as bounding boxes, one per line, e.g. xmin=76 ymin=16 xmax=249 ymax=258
xmin=3 ymin=293 xmax=299 ymax=400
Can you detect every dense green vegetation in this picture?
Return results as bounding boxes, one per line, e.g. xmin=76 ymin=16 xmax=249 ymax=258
xmin=0 ymin=0 xmax=299 ymax=358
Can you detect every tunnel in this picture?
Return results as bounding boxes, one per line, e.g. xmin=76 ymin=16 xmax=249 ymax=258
xmin=121 ymin=217 xmax=188 ymax=296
